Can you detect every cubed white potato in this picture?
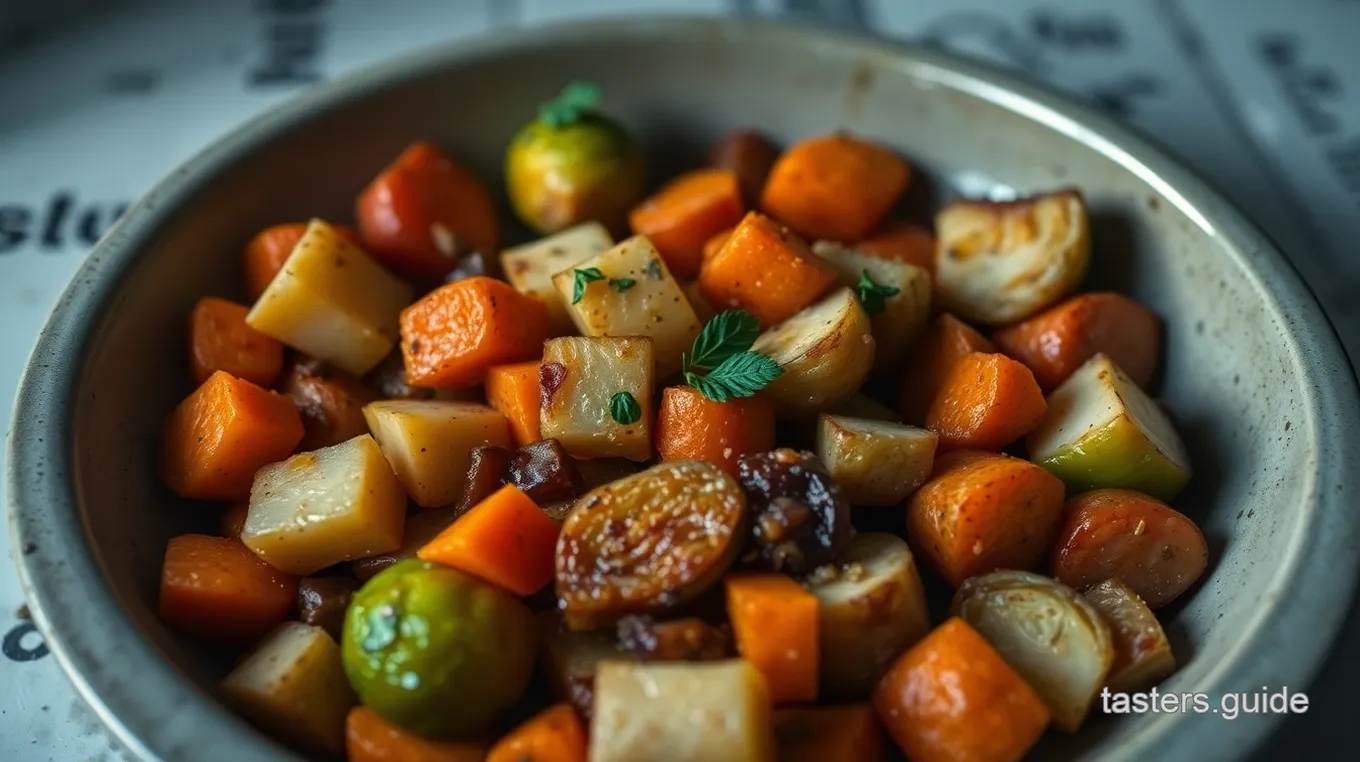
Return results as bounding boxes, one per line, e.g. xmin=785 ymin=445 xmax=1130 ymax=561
xmin=1084 ymin=578 xmax=1176 ymax=692
xmin=551 ymin=235 xmax=701 ymax=379
xmin=951 ymin=570 xmax=1114 ymax=733
xmin=815 ymin=415 xmax=937 ymax=506
xmin=590 ymin=659 xmax=775 ymax=762
xmin=751 ymin=287 xmax=874 ymax=417
xmin=246 ymin=219 xmax=412 ymax=376
xmin=935 ymin=189 xmax=1089 ymax=325
xmin=812 ymin=240 xmax=932 ymax=372
xmin=541 ymin=336 xmax=654 ymax=461
xmin=1027 ymin=353 xmax=1191 ymax=501
xmin=220 ymin=622 xmax=355 ymax=755
xmin=501 ymin=222 xmax=615 ymax=335
xmin=362 ymin=400 xmax=512 ymax=507
xmin=805 ymin=533 xmax=931 ymax=699
xmin=243 ymin=434 xmax=406 ymax=575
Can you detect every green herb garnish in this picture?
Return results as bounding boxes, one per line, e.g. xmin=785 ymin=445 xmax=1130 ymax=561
xmin=571 ymin=267 xmax=606 ymax=304
xmin=685 ymin=352 xmax=783 ymax=404
xmin=539 ymin=81 xmax=601 ymax=128
xmin=683 ymin=310 xmax=761 ymax=373
xmin=681 ymin=310 xmax=783 ymax=402
xmin=609 ymin=277 xmax=637 ymax=292
xmin=609 ymin=391 xmax=641 ymax=424
xmin=856 ymin=269 xmax=900 ymax=316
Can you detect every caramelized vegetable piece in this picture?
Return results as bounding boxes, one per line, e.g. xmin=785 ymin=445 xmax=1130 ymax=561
xmin=356 ymin=141 xmax=499 ymax=279
xmin=951 ymin=570 xmax=1114 ymax=732
xmin=994 ymin=292 xmax=1161 ymax=391
xmin=486 ymin=703 xmax=587 ymax=762
xmin=297 ymin=576 xmax=360 ymax=640
xmin=243 ymin=222 xmax=362 ymax=302
xmin=751 ymin=287 xmax=875 ymax=417
xmin=189 ymin=297 xmax=284 ymax=387
xmin=616 ymin=615 xmax=732 ymax=662
xmin=726 ymin=573 xmax=820 ymax=703
xmin=873 ymin=618 xmax=1049 ymax=762
xmin=508 ymin=439 xmax=584 ymax=505
xmin=738 ymin=449 xmax=851 ymax=575
xmin=812 ymin=241 xmax=932 ymax=373
xmin=709 ymin=129 xmax=780 ymax=205
xmin=760 ymin=133 xmax=909 ymax=242
xmin=1050 ymin=488 xmax=1208 ymax=608
xmin=454 ymin=445 xmax=511 ymax=515
xmin=366 ymin=350 xmax=444 ymax=401
xmin=629 ymin=168 xmax=746 ymax=279
xmin=278 ymin=357 xmax=381 ymax=451
xmin=243 ymin=434 xmax=407 ymax=575
xmin=401 ymin=277 xmax=551 ymax=388
xmin=805 ymin=533 xmax=931 ymax=699
xmin=221 ymin=622 xmax=356 ymax=756
xmin=352 ymin=506 xmax=458 ymax=581
xmin=160 ymin=371 xmax=304 ymax=501
xmin=699 ymin=211 xmax=839 ymax=328
xmin=815 ymin=415 xmax=938 ymax=507
xmin=346 ymin=707 xmax=489 ymax=762
xmin=925 ymin=352 xmax=1048 ymax=451
xmin=157 ymin=534 xmax=298 ymax=645
xmin=246 ymin=219 xmax=413 ymax=376
xmin=538 ymin=612 xmax=629 ymax=720
xmin=934 ymin=189 xmax=1090 ymax=325
xmin=362 ymin=400 xmax=512 ymax=508
xmin=220 ymin=501 xmax=250 ymax=540
xmin=539 ymin=336 xmax=654 ymax=462
xmin=897 ymin=313 xmax=996 ymax=425
xmin=1084 ymin=578 xmax=1176 ymax=692
xmin=905 ymin=450 xmax=1066 ymax=587
xmin=555 ymin=461 xmax=746 ymax=630
xmin=419 ymin=484 xmax=561 ymax=596
xmin=774 ymin=705 xmax=884 ymax=762
xmin=655 ymin=385 xmax=776 ymax=477
xmin=500 ymin=222 xmax=615 ymax=336
xmin=486 ymin=361 xmax=543 ymax=446
xmin=590 ymin=660 xmax=776 ymax=762
xmin=854 ymin=220 xmax=936 ymax=272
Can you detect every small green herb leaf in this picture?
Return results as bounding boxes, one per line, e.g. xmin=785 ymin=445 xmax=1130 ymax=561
xmin=686 ymin=352 xmax=783 ymax=403
xmin=539 ymin=81 xmax=601 ymax=128
xmin=609 ymin=391 xmax=642 ymax=424
xmin=609 ymin=277 xmax=637 ymax=292
xmin=571 ymin=267 xmax=606 ymax=304
xmin=856 ymin=269 xmax=900 ymax=316
xmin=685 ymin=310 xmax=761 ymax=373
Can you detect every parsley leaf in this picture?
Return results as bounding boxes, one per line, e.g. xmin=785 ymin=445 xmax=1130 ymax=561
xmin=684 ymin=352 xmax=783 ymax=403
xmin=683 ymin=310 xmax=761 ymax=373
xmin=571 ymin=267 xmax=606 ymax=304
xmin=609 ymin=277 xmax=637 ymax=292
xmin=609 ymin=391 xmax=641 ymax=424
xmin=539 ymin=81 xmax=601 ymax=128
xmin=856 ymin=269 xmax=900 ymax=316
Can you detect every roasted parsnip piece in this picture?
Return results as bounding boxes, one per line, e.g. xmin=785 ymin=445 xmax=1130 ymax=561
xmin=1084 ymin=578 xmax=1176 ymax=692
xmin=540 ymin=336 xmax=654 ymax=461
xmin=813 ymin=240 xmax=931 ymax=372
xmin=500 ymin=222 xmax=615 ymax=335
xmin=362 ymin=400 xmax=512 ymax=507
xmin=752 ymin=287 xmax=874 ymax=417
xmin=815 ymin=415 xmax=938 ymax=507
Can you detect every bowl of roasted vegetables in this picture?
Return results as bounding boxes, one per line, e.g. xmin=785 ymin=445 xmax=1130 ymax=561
xmin=8 ymin=15 xmax=1360 ymax=762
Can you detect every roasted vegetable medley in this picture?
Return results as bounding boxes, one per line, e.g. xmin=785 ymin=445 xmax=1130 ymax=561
xmin=156 ymin=83 xmax=1208 ymax=762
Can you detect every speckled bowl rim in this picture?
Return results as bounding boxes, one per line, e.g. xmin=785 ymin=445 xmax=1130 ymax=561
xmin=8 ymin=15 xmax=1360 ymax=762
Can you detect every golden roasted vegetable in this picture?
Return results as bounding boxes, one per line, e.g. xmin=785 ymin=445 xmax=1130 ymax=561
xmin=220 ymin=622 xmax=355 ymax=755
xmin=246 ymin=219 xmax=413 ymax=376
xmin=951 ymin=569 xmax=1113 ymax=733
xmin=815 ymin=415 xmax=938 ymax=507
xmin=551 ymin=235 xmax=702 ymax=379
xmin=805 ymin=533 xmax=931 ymax=699
xmin=751 ymin=287 xmax=874 ymax=417
xmin=500 ymin=222 xmax=615 ymax=336
xmin=934 ymin=190 xmax=1089 ymax=325
xmin=590 ymin=660 xmax=775 ymax=762
xmin=540 ymin=336 xmax=655 ymax=461
xmin=812 ymin=240 xmax=931 ymax=372
xmin=361 ymin=400 xmax=512 ymax=507
xmin=242 ymin=434 xmax=406 ymax=575
xmin=1084 ymin=578 xmax=1176 ymax=692
xmin=556 ymin=461 xmax=745 ymax=630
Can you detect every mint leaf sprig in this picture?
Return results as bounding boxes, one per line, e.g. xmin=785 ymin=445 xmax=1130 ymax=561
xmin=856 ymin=269 xmax=900 ymax=316
xmin=609 ymin=391 xmax=641 ymax=424
xmin=681 ymin=310 xmax=783 ymax=403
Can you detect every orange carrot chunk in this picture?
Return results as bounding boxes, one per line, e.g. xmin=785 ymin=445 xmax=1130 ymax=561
xmin=725 ymin=573 xmax=819 ymax=703
xmin=874 ymin=617 xmax=1050 ymax=762
xmin=993 ymin=292 xmax=1162 ymax=391
xmin=486 ymin=361 xmax=543 ymax=447
xmin=759 ymin=133 xmax=910 ymax=242
xmin=925 ymin=351 xmax=1047 ymax=451
xmin=698 ymin=211 xmax=838 ymax=328
xmin=655 ymin=386 xmax=775 ymax=477
xmin=629 ymin=168 xmax=745 ymax=280
xmin=905 ymin=450 xmax=1066 ymax=588
xmin=160 ymin=370 xmax=305 ymax=501
xmin=486 ymin=703 xmax=587 ymax=762
xmin=774 ymin=705 xmax=885 ymax=762
xmin=701 ymin=226 xmax=735 ymax=267
xmin=347 ymin=707 xmax=488 ymax=762
xmin=243 ymin=222 xmax=361 ymax=302
xmin=400 ymin=277 xmax=550 ymax=388
xmin=418 ymin=484 xmax=560 ymax=596
xmin=898 ymin=313 xmax=995 ymax=425
xmin=157 ymin=534 xmax=298 ymax=645
xmin=356 ymin=141 xmax=499 ymax=280
xmin=188 ymin=297 xmax=284 ymax=387
xmin=853 ymin=220 xmax=936 ymax=273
